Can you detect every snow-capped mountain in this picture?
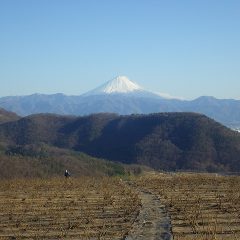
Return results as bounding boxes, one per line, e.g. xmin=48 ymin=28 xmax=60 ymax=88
xmin=83 ymin=76 xmax=161 ymax=99
xmin=84 ymin=76 xmax=143 ymax=95
xmin=84 ymin=76 xmax=183 ymax=100
xmin=1 ymin=76 xmax=240 ymax=128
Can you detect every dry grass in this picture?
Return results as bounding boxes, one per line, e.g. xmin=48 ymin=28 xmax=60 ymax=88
xmin=1 ymin=172 xmax=239 ymax=240
xmin=136 ymin=172 xmax=240 ymax=240
xmin=0 ymin=177 xmax=141 ymax=239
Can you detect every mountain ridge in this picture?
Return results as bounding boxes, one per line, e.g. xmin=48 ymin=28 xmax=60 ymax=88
xmin=1 ymin=112 xmax=240 ymax=172
xmin=1 ymin=76 xmax=240 ymax=128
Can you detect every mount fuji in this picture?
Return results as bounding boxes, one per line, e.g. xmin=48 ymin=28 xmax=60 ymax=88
xmin=83 ymin=76 xmax=163 ymax=99
xmin=84 ymin=76 xmax=144 ymax=95
xmin=0 ymin=76 xmax=240 ymax=128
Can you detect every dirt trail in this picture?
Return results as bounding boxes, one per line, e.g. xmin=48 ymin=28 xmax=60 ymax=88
xmin=125 ymin=187 xmax=173 ymax=240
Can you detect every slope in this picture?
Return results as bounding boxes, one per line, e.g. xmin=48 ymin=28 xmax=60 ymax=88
xmin=1 ymin=112 xmax=240 ymax=172
xmin=0 ymin=108 xmax=20 ymax=124
xmin=0 ymin=144 xmax=133 ymax=179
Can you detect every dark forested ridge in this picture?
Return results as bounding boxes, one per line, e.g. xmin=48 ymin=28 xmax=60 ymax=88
xmin=0 ymin=108 xmax=20 ymax=123
xmin=0 ymin=111 xmax=240 ymax=173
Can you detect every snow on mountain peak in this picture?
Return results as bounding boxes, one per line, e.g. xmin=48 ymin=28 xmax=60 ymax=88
xmin=103 ymin=76 xmax=143 ymax=93
xmin=84 ymin=76 xmax=143 ymax=95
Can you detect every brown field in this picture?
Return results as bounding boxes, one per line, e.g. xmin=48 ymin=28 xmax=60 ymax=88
xmin=136 ymin=172 xmax=240 ymax=240
xmin=0 ymin=173 xmax=240 ymax=240
xmin=0 ymin=177 xmax=140 ymax=240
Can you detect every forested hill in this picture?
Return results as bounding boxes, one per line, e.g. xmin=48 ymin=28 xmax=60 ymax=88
xmin=1 ymin=112 xmax=240 ymax=172
xmin=0 ymin=108 xmax=20 ymax=123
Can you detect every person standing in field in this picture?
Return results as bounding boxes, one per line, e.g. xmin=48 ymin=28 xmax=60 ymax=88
xmin=65 ymin=169 xmax=70 ymax=178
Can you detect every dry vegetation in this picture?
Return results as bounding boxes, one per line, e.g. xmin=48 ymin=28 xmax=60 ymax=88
xmin=0 ymin=177 xmax=141 ymax=239
xmin=136 ymin=173 xmax=240 ymax=240
xmin=1 ymin=172 xmax=239 ymax=240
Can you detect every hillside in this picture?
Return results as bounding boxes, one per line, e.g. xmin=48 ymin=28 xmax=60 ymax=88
xmin=0 ymin=143 xmax=145 ymax=179
xmin=0 ymin=108 xmax=20 ymax=124
xmin=0 ymin=112 xmax=240 ymax=172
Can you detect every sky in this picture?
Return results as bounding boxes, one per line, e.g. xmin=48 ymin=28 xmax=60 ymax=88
xmin=0 ymin=0 xmax=240 ymax=99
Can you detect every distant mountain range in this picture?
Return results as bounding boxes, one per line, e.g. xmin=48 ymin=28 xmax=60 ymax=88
xmin=0 ymin=111 xmax=240 ymax=173
xmin=1 ymin=76 xmax=240 ymax=128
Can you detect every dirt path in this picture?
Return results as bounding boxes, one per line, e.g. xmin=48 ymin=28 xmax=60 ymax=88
xmin=125 ymin=187 xmax=173 ymax=240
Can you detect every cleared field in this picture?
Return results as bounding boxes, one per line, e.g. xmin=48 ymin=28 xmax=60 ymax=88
xmin=136 ymin=173 xmax=240 ymax=240
xmin=0 ymin=177 xmax=141 ymax=239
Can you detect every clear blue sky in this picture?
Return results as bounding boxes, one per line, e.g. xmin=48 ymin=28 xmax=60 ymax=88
xmin=0 ymin=0 xmax=240 ymax=99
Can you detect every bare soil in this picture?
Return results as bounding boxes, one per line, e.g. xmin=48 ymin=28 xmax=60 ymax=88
xmin=125 ymin=185 xmax=173 ymax=240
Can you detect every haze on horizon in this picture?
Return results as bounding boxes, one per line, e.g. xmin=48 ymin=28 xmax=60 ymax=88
xmin=0 ymin=0 xmax=240 ymax=100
